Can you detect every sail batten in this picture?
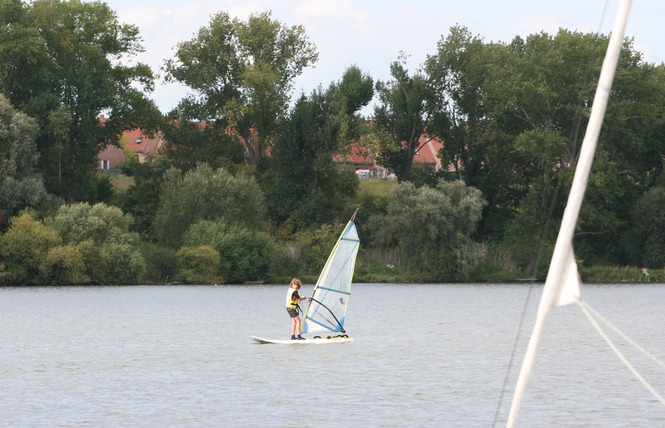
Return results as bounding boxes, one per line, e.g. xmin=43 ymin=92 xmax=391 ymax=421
xmin=316 ymin=287 xmax=351 ymax=295
xmin=301 ymin=215 xmax=359 ymax=336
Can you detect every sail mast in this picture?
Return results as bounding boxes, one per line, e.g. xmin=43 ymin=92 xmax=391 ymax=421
xmin=506 ymin=1 xmax=633 ymax=426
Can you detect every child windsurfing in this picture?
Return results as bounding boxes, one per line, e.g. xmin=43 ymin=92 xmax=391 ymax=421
xmin=286 ymin=278 xmax=307 ymax=340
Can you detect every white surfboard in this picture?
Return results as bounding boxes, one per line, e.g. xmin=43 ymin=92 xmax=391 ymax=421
xmin=250 ymin=336 xmax=354 ymax=345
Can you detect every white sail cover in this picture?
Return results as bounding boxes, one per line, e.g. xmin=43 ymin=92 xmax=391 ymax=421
xmin=301 ymin=219 xmax=359 ymax=335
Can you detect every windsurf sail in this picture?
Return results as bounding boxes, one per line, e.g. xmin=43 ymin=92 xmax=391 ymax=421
xmin=301 ymin=210 xmax=360 ymax=335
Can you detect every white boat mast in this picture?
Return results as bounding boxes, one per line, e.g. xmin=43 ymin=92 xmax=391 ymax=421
xmin=506 ymin=1 xmax=633 ymax=426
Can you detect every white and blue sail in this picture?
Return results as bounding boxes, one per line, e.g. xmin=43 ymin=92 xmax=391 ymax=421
xmin=301 ymin=211 xmax=360 ymax=336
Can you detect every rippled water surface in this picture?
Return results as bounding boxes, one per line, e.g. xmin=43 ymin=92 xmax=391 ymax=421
xmin=2 ymin=283 xmax=665 ymax=427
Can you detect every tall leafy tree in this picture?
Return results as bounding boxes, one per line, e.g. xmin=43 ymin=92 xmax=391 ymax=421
xmin=490 ymin=31 xmax=605 ymax=270
xmin=267 ymin=66 xmax=372 ymax=227
xmin=0 ymin=94 xmax=51 ymax=226
xmin=426 ymin=26 xmax=665 ymax=274
xmin=0 ymin=0 xmax=160 ymax=201
xmin=580 ymin=51 xmax=665 ymax=265
xmin=164 ymin=11 xmax=318 ymax=174
xmin=425 ymin=27 xmax=523 ymax=238
xmin=153 ymin=164 xmax=266 ymax=248
xmin=159 ymin=120 xmax=245 ymax=173
xmin=368 ymin=53 xmax=446 ymax=183
xmin=495 ymin=31 xmax=665 ymax=272
xmin=372 ymin=179 xmax=486 ymax=280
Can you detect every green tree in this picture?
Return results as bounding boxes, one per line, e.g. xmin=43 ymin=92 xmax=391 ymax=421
xmin=500 ymin=31 xmax=665 ymax=272
xmin=46 ymin=202 xmax=144 ymax=284
xmin=267 ymin=66 xmax=371 ymax=227
xmin=154 ymin=164 xmax=266 ymax=247
xmin=183 ymin=219 xmax=274 ymax=283
xmin=47 ymin=202 xmax=137 ymax=246
xmin=0 ymin=94 xmax=51 ymax=227
xmin=0 ymin=0 xmax=160 ymax=201
xmin=164 ymin=11 xmax=318 ymax=174
xmin=140 ymin=243 xmax=177 ymax=283
xmin=586 ymin=55 xmax=665 ymax=265
xmin=117 ymin=158 xmax=172 ymax=240
xmin=425 ymin=26 xmax=529 ymax=240
xmin=175 ymin=245 xmax=221 ymax=284
xmin=41 ymin=245 xmax=86 ymax=284
xmin=371 ymin=180 xmax=486 ymax=280
xmin=622 ymin=186 xmax=665 ymax=268
xmin=160 ymin=120 xmax=244 ymax=173
xmin=0 ymin=212 xmax=61 ymax=285
xmin=426 ymin=26 xmax=665 ymax=274
xmin=369 ymin=53 xmax=446 ymax=183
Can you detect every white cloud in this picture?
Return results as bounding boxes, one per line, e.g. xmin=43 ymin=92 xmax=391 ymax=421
xmin=104 ymin=0 xmax=665 ymax=114
xmin=295 ymin=0 xmax=372 ymax=35
xmin=296 ymin=0 xmax=369 ymax=20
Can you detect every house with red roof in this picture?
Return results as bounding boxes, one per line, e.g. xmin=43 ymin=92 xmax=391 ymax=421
xmin=97 ymin=128 xmax=165 ymax=173
xmin=332 ymin=133 xmax=447 ymax=180
xmin=413 ymin=134 xmax=444 ymax=171
xmin=98 ymin=121 xmax=448 ymax=179
xmin=332 ymin=142 xmax=388 ymax=179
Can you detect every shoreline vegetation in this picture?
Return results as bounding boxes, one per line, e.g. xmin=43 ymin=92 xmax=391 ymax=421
xmin=264 ymin=264 xmax=661 ymax=285
xmin=1 ymin=177 xmax=660 ymax=287
xmin=3 ymin=6 xmax=665 ymax=288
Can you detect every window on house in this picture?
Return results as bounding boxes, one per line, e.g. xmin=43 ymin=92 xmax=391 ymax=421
xmin=101 ymin=160 xmax=109 ymax=169
xmin=136 ymin=137 xmax=143 ymax=144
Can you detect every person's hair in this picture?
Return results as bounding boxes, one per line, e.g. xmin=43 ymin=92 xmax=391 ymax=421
xmin=290 ymin=278 xmax=302 ymax=288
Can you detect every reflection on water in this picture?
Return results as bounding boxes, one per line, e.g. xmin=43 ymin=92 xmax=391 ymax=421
xmin=1 ymin=284 xmax=664 ymax=427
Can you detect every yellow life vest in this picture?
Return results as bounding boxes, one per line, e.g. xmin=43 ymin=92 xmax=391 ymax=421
xmin=285 ymin=288 xmax=299 ymax=309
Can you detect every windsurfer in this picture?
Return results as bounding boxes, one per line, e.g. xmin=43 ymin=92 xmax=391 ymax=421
xmin=286 ymin=278 xmax=307 ymax=340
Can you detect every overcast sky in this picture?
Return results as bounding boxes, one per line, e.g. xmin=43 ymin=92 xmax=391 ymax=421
xmin=103 ymin=0 xmax=665 ymax=115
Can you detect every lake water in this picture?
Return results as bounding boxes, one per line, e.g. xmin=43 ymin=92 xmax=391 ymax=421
xmin=1 ymin=283 xmax=664 ymax=427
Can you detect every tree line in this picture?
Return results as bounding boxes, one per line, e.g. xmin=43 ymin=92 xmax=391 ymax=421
xmin=2 ymin=0 xmax=665 ymax=285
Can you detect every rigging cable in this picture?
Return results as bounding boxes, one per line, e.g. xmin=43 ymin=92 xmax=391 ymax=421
xmin=577 ymin=298 xmax=665 ymax=407
xmin=492 ymin=283 xmax=534 ymax=428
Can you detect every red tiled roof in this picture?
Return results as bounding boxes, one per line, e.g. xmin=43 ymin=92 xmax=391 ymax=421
xmin=413 ymin=134 xmax=444 ymax=170
xmin=332 ymin=143 xmax=374 ymax=166
xmin=97 ymin=118 xmax=449 ymax=175
xmin=97 ymin=125 xmax=165 ymax=172
xmin=121 ymin=129 xmax=164 ymax=163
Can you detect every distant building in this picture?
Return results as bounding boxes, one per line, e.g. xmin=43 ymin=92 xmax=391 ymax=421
xmin=97 ymin=119 xmax=449 ymax=179
xmin=413 ymin=134 xmax=444 ymax=171
xmin=332 ymin=134 xmax=448 ymax=179
xmin=97 ymin=127 xmax=165 ymax=172
xmin=333 ymin=142 xmax=388 ymax=178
